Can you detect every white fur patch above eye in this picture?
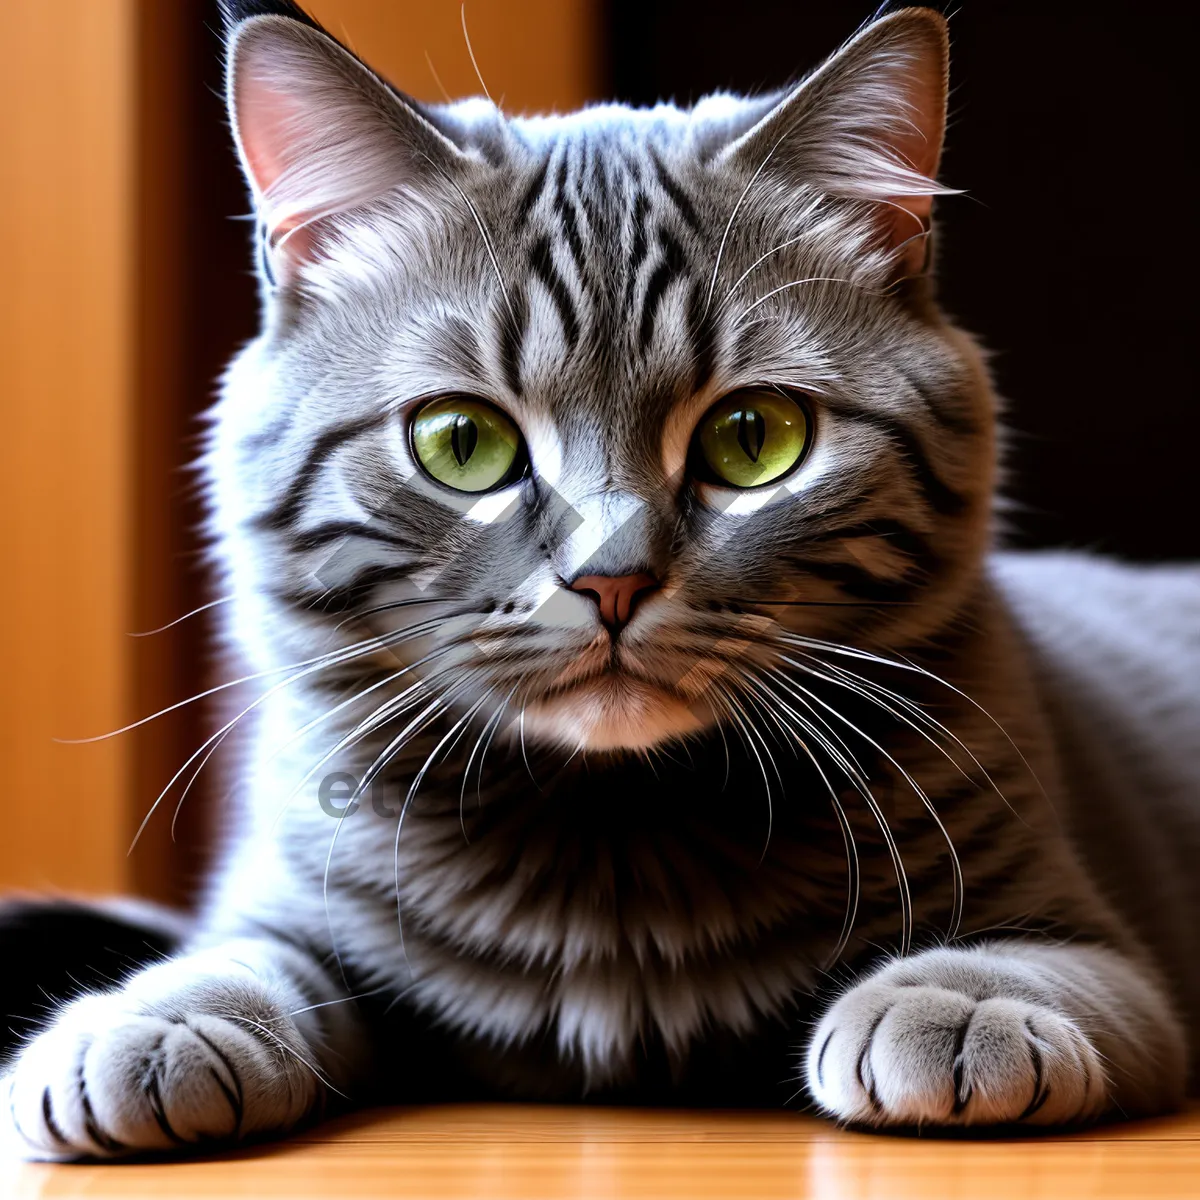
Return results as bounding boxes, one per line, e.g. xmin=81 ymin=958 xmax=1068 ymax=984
xmin=522 ymin=414 xmax=564 ymax=489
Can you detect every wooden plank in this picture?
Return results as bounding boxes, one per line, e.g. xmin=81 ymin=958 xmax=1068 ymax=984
xmin=0 ymin=0 xmax=135 ymax=895
xmin=3 ymin=1104 xmax=1198 ymax=1198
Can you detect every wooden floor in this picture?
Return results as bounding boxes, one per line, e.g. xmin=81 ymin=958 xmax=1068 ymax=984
xmin=3 ymin=1104 xmax=1198 ymax=1199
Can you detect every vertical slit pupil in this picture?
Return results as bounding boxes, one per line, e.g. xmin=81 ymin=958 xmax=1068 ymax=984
xmin=450 ymin=414 xmax=479 ymax=466
xmin=736 ymin=408 xmax=766 ymax=463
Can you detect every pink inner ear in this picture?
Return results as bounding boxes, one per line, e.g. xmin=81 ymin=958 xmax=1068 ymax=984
xmin=887 ymin=124 xmax=941 ymax=228
xmin=886 ymin=180 xmax=936 ymax=280
xmin=235 ymin=61 xmax=328 ymax=253
xmin=234 ymin=57 xmax=324 ymax=268
xmin=235 ymin=74 xmax=299 ymax=219
xmin=718 ymin=12 xmax=953 ymax=280
xmin=886 ymin=201 xmax=933 ymax=279
xmin=880 ymin=47 xmax=948 ymax=274
xmin=228 ymin=19 xmax=419 ymax=279
xmin=239 ymin=101 xmax=322 ymax=269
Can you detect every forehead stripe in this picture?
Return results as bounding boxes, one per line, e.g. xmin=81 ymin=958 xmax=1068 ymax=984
xmin=648 ymin=144 xmax=701 ymax=232
xmin=514 ymin=154 xmax=551 ymax=228
xmin=529 ymin=234 xmax=581 ymax=353
xmin=639 ymin=228 xmax=688 ymax=351
xmin=552 ymin=153 xmax=588 ymax=279
xmin=498 ymin=284 xmax=529 ymax=396
xmin=625 ymin=191 xmax=651 ymax=309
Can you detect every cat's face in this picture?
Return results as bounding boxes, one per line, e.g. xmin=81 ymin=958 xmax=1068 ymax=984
xmin=212 ymin=7 xmax=994 ymax=753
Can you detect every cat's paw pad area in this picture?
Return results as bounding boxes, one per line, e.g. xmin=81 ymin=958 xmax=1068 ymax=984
xmin=805 ymin=979 xmax=1106 ymax=1128
xmin=2 ymin=990 xmax=320 ymax=1159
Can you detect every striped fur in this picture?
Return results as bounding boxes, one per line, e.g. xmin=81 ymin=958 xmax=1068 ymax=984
xmin=3 ymin=5 xmax=1197 ymax=1159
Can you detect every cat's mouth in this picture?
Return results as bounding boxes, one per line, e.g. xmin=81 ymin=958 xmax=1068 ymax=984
xmin=520 ymin=663 xmax=714 ymax=752
xmin=535 ymin=664 xmax=677 ymax=703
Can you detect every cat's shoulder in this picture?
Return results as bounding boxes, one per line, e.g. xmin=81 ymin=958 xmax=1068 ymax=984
xmin=989 ymin=549 xmax=1200 ymax=618
xmin=988 ymin=549 xmax=1200 ymax=678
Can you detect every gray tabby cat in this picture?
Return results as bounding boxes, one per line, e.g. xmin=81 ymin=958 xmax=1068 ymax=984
xmin=4 ymin=1 xmax=1198 ymax=1158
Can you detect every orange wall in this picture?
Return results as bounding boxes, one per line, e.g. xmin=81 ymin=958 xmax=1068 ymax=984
xmin=0 ymin=0 xmax=600 ymax=900
xmin=306 ymin=0 xmax=602 ymax=111
xmin=0 ymin=0 xmax=136 ymax=894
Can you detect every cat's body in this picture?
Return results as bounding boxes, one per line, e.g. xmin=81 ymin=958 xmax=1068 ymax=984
xmin=3 ymin=2 xmax=1197 ymax=1158
xmin=192 ymin=552 xmax=1198 ymax=1108
xmin=994 ymin=554 xmax=1200 ymax=1020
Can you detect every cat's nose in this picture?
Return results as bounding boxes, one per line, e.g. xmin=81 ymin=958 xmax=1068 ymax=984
xmin=569 ymin=572 xmax=659 ymax=635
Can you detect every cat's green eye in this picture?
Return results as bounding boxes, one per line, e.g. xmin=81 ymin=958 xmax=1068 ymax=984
xmin=695 ymin=388 xmax=812 ymax=488
xmin=410 ymin=396 xmax=524 ymax=493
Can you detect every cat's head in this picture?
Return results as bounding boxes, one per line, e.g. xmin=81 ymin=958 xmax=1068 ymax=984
xmin=210 ymin=2 xmax=995 ymax=754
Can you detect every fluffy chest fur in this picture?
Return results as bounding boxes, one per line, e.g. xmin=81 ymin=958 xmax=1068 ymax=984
xmin=215 ymin=599 xmax=1095 ymax=1098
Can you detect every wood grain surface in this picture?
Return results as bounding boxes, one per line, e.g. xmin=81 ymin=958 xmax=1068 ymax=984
xmin=4 ymin=1103 xmax=1196 ymax=1199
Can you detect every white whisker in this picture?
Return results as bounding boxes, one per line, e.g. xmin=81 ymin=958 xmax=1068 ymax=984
xmin=65 ymin=629 xmax=410 ymax=746
xmin=779 ymin=660 xmax=963 ymax=943
xmin=460 ymin=3 xmax=497 ymax=110
xmin=703 ymin=130 xmax=787 ymax=316
xmin=738 ymin=669 xmax=862 ymax=964
xmin=224 ymin=1014 xmax=347 ymax=1100
xmin=393 ymin=688 xmax=490 ymax=958
xmin=131 ymin=620 xmax=454 ymax=854
xmin=459 ymin=685 xmax=517 ymax=839
xmin=784 ymin=630 xmax=1048 ymax=808
xmin=518 ymin=707 xmax=539 ymax=790
xmin=128 ymin=595 xmax=234 ymax=637
xmin=754 ymin=664 xmax=913 ymax=954
xmin=712 ymin=678 xmax=775 ymax=863
xmin=734 ymin=276 xmax=873 ymax=326
xmin=714 ymin=229 xmax=810 ymax=316
xmin=802 ymin=653 xmax=1024 ymax=826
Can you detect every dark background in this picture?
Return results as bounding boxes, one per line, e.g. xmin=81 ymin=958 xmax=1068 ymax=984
xmin=607 ymin=0 xmax=1199 ymax=559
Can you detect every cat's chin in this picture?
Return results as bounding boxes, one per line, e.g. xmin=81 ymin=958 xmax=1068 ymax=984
xmin=520 ymin=675 xmax=712 ymax=753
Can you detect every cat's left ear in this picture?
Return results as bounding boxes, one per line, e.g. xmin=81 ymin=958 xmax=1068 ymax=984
xmin=223 ymin=6 xmax=478 ymax=283
xmin=718 ymin=8 xmax=952 ymax=278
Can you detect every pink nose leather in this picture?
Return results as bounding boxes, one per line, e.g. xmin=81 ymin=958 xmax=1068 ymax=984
xmin=570 ymin=572 xmax=659 ymax=633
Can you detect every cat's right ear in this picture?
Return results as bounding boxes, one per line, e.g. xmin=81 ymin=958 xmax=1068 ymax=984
xmin=716 ymin=8 xmax=953 ymax=280
xmin=225 ymin=11 xmax=468 ymax=283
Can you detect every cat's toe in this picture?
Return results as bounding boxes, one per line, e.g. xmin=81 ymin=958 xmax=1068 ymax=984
xmin=806 ymin=982 xmax=1106 ymax=1127
xmin=3 ymin=992 xmax=317 ymax=1159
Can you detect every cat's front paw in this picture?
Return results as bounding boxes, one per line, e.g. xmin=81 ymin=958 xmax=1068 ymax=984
xmin=806 ymin=957 xmax=1107 ymax=1127
xmin=2 ymin=978 xmax=322 ymax=1159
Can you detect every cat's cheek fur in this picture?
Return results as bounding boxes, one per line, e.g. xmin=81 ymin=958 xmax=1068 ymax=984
xmin=804 ymin=944 xmax=1186 ymax=1127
